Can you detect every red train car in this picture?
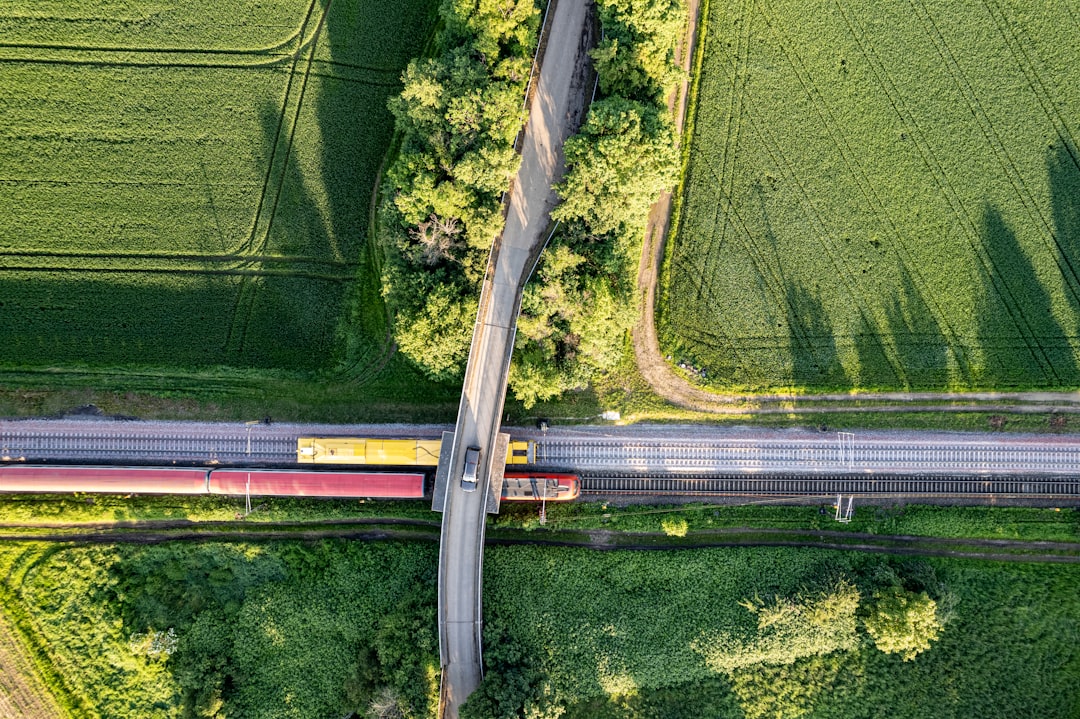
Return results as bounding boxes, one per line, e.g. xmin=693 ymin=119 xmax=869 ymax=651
xmin=501 ymin=473 xmax=580 ymax=501
xmin=209 ymin=470 xmax=426 ymax=499
xmin=0 ymin=465 xmax=209 ymax=494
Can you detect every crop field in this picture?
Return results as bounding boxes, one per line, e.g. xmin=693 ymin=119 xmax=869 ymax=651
xmin=660 ymin=0 xmax=1080 ymax=392
xmin=0 ymin=0 xmax=436 ymax=373
xmin=0 ymin=608 xmax=63 ymax=719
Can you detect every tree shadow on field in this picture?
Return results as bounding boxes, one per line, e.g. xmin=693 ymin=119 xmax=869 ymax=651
xmin=234 ymin=0 xmax=440 ymax=373
xmin=851 ymin=314 xmax=899 ymax=390
xmin=785 ymin=282 xmax=846 ymax=387
xmin=976 ymin=204 xmax=1079 ymax=388
xmin=1049 ymin=143 xmax=1080 ymax=329
xmin=883 ymin=263 xmax=950 ymax=389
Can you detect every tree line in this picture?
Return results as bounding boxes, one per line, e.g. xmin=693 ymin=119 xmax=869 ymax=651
xmin=381 ymin=0 xmax=686 ymax=406
xmin=508 ymin=0 xmax=684 ymax=407
xmin=379 ymin=0 xmax=540 ymax=382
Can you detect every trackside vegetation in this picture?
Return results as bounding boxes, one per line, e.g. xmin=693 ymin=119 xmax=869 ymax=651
xmin=660 ymin=0 xmax=1080 ymax=393
xmin=0 ymin=503 xmax=1078 ymax=719
xmin=379 ymin=0 xmax=540 ymax=382
xmin=508 ymin=0 xmax=685 ymax=407
xmin=0 ymin=541 xmax=439 ymax=719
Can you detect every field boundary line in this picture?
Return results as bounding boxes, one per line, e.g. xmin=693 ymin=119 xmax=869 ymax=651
xmin=0 ymin=51 xmax=297 ymax=71
xmin=0 ymin=2 xmax=316 ymax=58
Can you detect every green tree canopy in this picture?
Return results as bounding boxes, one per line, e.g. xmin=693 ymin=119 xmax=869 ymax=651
xmin=592 ymin=0 xmax=687 ymax=101
xmin=442 ymin=0 xmax=540 ymax=60
xmin=863 ymin=586 xmax=943 ymax=661
xmin=552 ymin=97 xmax=678 ymax=236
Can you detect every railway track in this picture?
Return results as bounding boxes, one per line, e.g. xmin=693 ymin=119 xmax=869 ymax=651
xmin=3 ymin=424 xmax=1080 ymax=500
xmin=581 ymin=473 xmax=1080 ymax=497
xmin=537 ymin=439 xmax=1080 ymax=474
xmin=0 ymin=430 xmax=296 ymax=464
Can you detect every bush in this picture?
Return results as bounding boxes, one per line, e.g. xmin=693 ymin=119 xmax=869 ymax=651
xmin=863 ymin=586 xmax=943 ymax=661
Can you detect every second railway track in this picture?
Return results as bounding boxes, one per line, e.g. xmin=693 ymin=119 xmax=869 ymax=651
xmin=581 ymin=473 xmax=1080 ymax=497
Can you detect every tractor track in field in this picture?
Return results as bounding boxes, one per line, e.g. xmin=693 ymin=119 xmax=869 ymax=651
xmin=633 ymin=1 xmax=1080 ymax=416
xmin=911 ymin=0 xmax=1079 ymax=311
xmin=0 ymin=250 xmax=355 ymax=267
xmin=753 ymin=2 xmax=970 ymax=381
xmin=834 ymin=2 xmax=1053 ymax=379
xmin=0 ymin=0 xmax=324 ymax=69
xmin=0 ymin=265 xmax=354 ymax=281
xmin=1 ymin=519 xmax=1077 ymax=563
xmin=225 ymin=0 xmax=331 ymax=358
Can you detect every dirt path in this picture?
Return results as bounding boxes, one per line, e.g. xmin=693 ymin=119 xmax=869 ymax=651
xmin=1 ymin=519 xmax=1077 ymax=563
xmin=631 ymin=2 xmax=1080 ymax=417
xmin=0 ymin=610 xmax=64 ymax=719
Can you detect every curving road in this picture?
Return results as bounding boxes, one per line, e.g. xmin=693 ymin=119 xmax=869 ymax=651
xmin=434 ymin=1 xmax=593 ymax=716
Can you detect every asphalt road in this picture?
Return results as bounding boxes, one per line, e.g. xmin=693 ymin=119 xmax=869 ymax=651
xmin=435 ymin=1 xmax=591 ymax=716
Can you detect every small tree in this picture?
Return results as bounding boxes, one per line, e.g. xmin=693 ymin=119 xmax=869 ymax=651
xmin=661 ymin=516 xmax=688 ymax=537
xmin=863 ymin=586 xmax=942 ymax=661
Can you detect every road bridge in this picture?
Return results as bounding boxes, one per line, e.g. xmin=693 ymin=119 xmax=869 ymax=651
xmin=431 ymin=0 xmax=593 ymax=716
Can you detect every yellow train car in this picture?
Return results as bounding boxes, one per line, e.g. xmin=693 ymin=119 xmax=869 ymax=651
xmin=506 ymin=440 xmax=535 ymax=465
xmin=297 ymin=437 xmax=536 ymax=466
xmin=297 ymin=438 xmax=442 ymax=465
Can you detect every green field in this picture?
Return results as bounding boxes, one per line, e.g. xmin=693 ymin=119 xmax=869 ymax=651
xmin=0 ymin=540 xmax=439 ymax=719
xmin=660 ymin=0 xmax=1080 ymax=392
xmin=481 ymin=545 xmax=1080 ymax=718
xmin=0 ymin=0 xmax=435 ymax=375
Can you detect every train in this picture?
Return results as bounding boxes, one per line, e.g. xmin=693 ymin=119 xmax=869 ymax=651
xmin=501 ymin=473 xmax=580 ymax=501
xmin=0 ymin=465 xmax=580 ymax=502
xmin=296 ymin=437 xmax=536 ymax=465
xmin=0 ymin=465 xmax=427 ymax=499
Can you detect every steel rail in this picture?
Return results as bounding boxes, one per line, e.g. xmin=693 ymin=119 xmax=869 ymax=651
xmin=580 ymin=473 xmax=1080 ymax=497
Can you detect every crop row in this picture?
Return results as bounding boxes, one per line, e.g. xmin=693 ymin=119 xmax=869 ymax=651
xmin=661 ymin=0 xmax=1080 ymax=392
xmin=0 ymin=0 xmax=439 ymax=375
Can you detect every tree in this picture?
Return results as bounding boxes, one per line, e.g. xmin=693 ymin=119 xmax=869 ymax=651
xmin=394 ymin=282 xmax=478 ymax=382
xmin=592 ymin=0 xmax=687 ymax=102
xmin=409 ymin=214 xmax=463 ymax=265
xmin=694 ymin=579 xmax=862 ymax=673
xmin=552 ymin=97 xmax=678 ymax=236
xmin=442 ymin=0 xmax=540 ymax=61
xmin=863 ymin=586 xmax=942 ymax=661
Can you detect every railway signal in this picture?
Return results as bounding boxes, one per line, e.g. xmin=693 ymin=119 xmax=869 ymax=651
xmin=834 ymin=495 xmax=854 ymax=523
